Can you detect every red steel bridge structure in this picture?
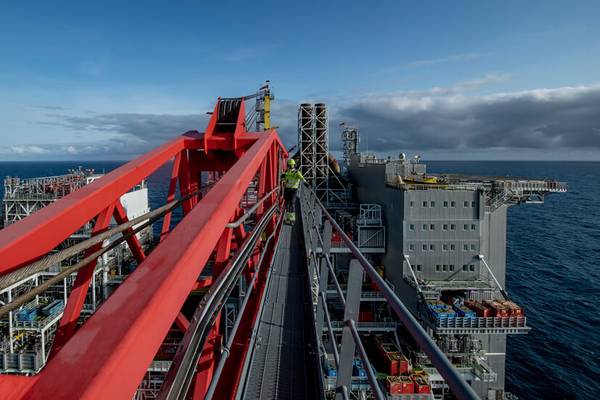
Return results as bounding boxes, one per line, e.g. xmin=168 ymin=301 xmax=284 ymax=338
xmin=0 ymin=96 xmax=287 ymax=399
xmin=0 ymin=95 xmax=478 ymax=400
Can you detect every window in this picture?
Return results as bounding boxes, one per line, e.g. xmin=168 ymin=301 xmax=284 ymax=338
xmin=436 ymin=264 xmax=441 ymax=272
xmin=409 ymin=224 xmax=415 ymax=230
xmin=451 ymin=224 xmax=456 ymax=230
xmin=430 ymin=244 xmax=435 ymax=251
xmin=463 ymin=224 xmax=468 ymax=230
xmin=442 ymin=264 xmax=447 ymax=272
xmin=443 ymin=244 xmax=448 ymax=251
xmin=409 ymin=244 xmax=415 ymax=251
xmin=471 ymin=224 xmax=476 ymax=230
xmin=430 ymin=201 xmax=436 ymax=207
xmin=450 ymin=244 xmax=455 ymax=250
xmin=443 ymin=224 xmax=448 ymax=230
xmin=430 ymin=224 xmax=435 ymax=230
xmin=422 ymin=224 xmax=428 ymax=230
xmin=464 ymin=201 xmax=469 ymax=207
xmin=471 ymin=244 xmax=477 ymax=251
xmin=443 ymin=201 xmax=448 ymax=207
xmin=462 ymin=264 xmax=468 ymax=271
xmin=449 ymin=264 xmax=455 ymax=272
xmin=451 ymin=201 xmax=456 ymax=207
xmin=410 ymin=201 xmax=414 ymax=207
xmin=471 ymin=201 xmax=476 ymax=207
xmin=416 ymin=264 xmax=422 ymax=271
xmin=422 ymin=244 xmax=428 ymax=251
xmin=422 ymin=201 xmax=428 ymax=207
xmin=463 ymin=244 xmax=469 ymax=251
xmin=469 ymin=264 xmax=475 ymax=272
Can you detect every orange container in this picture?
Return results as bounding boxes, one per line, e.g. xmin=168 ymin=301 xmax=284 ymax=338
xmin=411 ymin=375 xmax=431 ymax=393
xmin=386 ymin=376 xmax=414 ymax=395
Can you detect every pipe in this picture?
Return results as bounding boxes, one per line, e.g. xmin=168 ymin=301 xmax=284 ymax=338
xmin=0 ymin=190 xmax=199 ymax=291
xmin=226 ymin=187 xmax=279 ymax=228
xmin=319 ymin=291 xmax=340 ymax=367
xmin=478 ymin=255 xmax=508 ymax=300
xmin=157 ymin=203 xmax=278 ymax=400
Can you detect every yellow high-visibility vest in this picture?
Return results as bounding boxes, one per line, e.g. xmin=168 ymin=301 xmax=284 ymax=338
xmin=282 ymin=169 xmax=304 ymax=189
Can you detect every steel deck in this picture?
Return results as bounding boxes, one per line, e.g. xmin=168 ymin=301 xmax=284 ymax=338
xmin=242 ymin=222 xmax=318 ymax=400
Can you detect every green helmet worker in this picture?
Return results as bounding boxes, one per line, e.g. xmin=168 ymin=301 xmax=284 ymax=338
xmin=281 ymin=158 xmax=305 ymax=223
xmin=283 ymin=159 xmax=304 ymax=189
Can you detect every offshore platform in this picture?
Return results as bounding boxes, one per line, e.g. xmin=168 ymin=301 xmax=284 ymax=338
xmin=0 ymin=86 xmax=566 ymax=400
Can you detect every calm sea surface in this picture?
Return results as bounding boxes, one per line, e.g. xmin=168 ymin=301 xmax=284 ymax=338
xmin=1 ymin=160 xmax=598 ymax=399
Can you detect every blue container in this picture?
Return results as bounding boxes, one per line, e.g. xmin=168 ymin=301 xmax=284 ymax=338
xmin=324 ymin=360 xmax=337 ymax=377
xmin=42 ymin=300 xmax=64 ymax=316
xmin=16 ymin=308 xmax=37 ymax=322
xmin=453 ymin=304 xmax=477 ymax=319
xmin=352 ymin=359 xmax=367 ymax=377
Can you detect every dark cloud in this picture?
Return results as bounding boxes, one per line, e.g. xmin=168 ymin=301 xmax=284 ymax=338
xmin=333 ymin=85 xmax=600 ymax=152
xmin=5 ymin=83 xmax=600 ymax=160
xmin=53 ymin=113 xmax=209 ymax=142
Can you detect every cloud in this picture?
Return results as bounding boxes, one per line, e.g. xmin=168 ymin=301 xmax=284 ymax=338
xmin=332 ymin=83 xmax=600 ymax=154
xmin=4 ymin=80 xmax=600 ymax=161
xmin=406 ymin=52 xmax=485 ymax=68
xmin=1 ymin=113 xmax=210 ymax=160
xmin=50 ymin=113 xmax=208 ymax=142
xmin=7 ymin=145 xmax=49 ymax=155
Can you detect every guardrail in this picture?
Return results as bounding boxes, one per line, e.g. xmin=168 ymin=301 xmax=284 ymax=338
xmin=299 ymin=185 xmax=479 ymax=400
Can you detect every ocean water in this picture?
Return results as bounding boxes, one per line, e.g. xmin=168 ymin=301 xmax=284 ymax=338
xmin=1 ymin=160 xmax=598 ymax=399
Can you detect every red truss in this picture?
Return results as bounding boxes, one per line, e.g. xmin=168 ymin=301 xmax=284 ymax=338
xmin=0 ymin=96 xmax=288 ymax=399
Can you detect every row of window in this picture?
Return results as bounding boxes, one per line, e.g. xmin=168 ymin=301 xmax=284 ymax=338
xmin=410 ymin=200 xmax=476 ymax=208
xmin=409 ymin=223 xmax=478 ymax=231
xmin=409 ymin=243 xmax=478 ymax=252
xmin=413 ymin=264 xmax=477 ymax=272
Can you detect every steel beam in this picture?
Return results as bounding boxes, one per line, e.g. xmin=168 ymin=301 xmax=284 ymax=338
xmin=17 ymin=131 xmax=283 ymax=400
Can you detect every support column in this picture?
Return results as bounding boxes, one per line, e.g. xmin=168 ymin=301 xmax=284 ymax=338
xmin=335 ymin=259 xmax=363 ymax=399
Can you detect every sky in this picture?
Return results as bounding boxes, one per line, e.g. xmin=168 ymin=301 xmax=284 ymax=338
xmin=1 ymin=1 xmax=600 ymax=161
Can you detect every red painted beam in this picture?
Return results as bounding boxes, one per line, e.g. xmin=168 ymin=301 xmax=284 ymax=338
xmin=50 ymin=205 xmax=115 ymax=356
xmin=21 ymin=130 xmax=283 ymax=399
xmin=0 ymin=132 xmax=202 ymax=274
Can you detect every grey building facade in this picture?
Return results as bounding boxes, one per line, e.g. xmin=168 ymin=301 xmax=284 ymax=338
xmin=347 ymin=154 xmax=565 ymax=399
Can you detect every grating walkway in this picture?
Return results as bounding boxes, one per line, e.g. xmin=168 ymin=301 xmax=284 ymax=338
xmin=242 ymin=221 xmax=319 ymax=400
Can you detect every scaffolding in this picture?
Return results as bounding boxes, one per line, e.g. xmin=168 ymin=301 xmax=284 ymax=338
xmin=341 ymin=124 xmax=359 ymax=169
xmin=298 ymin=103 xmax=350 ymax=206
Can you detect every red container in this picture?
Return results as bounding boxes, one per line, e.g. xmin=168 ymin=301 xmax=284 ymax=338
xmin=465 ymin=300 xmax=493 ymax=317
xmin=411 ymin=375 xmax=431 ymax=393
xmin=500 ymin=300 xmax=524 ymax=316
xmin=359 ymin=311 xmax=374 ymax=322
xmin=386 ymin=376 xmax=414 ymax=395
xmin=382 ymin=352 xmax=400 ymax=375
xmin=485 ymin=300 xmax=510 ymax=317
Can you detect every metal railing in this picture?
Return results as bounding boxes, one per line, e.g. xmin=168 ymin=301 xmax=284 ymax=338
xmin=299 ymin=185 xmax=479 ymax=400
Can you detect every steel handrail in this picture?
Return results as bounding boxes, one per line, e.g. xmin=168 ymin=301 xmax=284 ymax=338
xmin=301 ymin=186 xmax=479 ymax=400
xmin=205 ymin=214 xmax=281 ymax=400
xmin=158 ymin=203 xmax=278 ymax=400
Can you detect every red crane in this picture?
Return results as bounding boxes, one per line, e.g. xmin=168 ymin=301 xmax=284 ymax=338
xmin=0 ymin=95 xmax=288 ymax=399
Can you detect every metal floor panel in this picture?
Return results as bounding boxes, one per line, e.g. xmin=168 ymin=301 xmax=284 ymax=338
xmin=242 ymin=222 xmax=317 ymax=400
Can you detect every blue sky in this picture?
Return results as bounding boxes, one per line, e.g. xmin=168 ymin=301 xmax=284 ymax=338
xmin=1 ymin=1 xmax=600 ymax=160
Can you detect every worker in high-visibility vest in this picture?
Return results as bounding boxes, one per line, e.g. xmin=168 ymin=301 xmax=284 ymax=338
xmin=281 ymin=159 xmax=305 ymax=223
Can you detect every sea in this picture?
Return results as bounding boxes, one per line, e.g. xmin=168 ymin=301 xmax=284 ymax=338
xmin=0 ymin=160 xmax=598 ymax=399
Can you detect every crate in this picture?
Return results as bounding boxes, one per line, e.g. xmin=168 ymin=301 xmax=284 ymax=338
xmin=386 ymin=375 xmax=414 ymax=395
